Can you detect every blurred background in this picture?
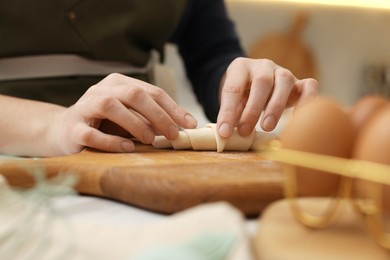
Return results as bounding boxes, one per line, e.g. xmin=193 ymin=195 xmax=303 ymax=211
xmin=165 ymin=0 xmax=390 ymax=127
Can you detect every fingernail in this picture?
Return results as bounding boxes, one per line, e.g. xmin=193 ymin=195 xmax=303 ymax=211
xmin=143 ymin=130 xmax=155 ymax=144
xmin=263 ymin=115 xmax=276 ymax=131
xmin=168 ymin=125 xmax=179 ymax=140
xmin=185 ymin=114 xmax=198 ymax=128
xmin=239 ymin=123 xmax=253 ymax=136
xmin=218 ymin=122 xmax=232 ymax=138
xmin=121 ymin=141 xmax=134 ymax=152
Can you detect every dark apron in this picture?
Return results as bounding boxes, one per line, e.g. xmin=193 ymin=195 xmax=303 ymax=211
xmin=0 ymin=0 xmax=186 ymax=106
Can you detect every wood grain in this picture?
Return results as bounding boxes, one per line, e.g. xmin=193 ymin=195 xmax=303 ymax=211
xmin=0 ymin=144 xmax=285 ymax=217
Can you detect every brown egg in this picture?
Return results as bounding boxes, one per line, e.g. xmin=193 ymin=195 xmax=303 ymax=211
xmin=349 ymin=95 xmax=389 ymax=136
xmin=352 ymin=104 xmax=390 ymax=219
xmin=279 ymin=96 xmax=355 ymax=197
xmin=353 ymin=104 xmax=390 ymax=163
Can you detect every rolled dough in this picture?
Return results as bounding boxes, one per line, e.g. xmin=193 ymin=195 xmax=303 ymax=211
xmin=152 ymin=124 xmax=275 ymax=152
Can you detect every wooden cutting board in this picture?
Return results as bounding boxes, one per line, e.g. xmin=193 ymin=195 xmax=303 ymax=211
xmin=0 ymin=144 xmax=285 ymax=217
xmin=255 ymin=199 xmax=390 ymax=259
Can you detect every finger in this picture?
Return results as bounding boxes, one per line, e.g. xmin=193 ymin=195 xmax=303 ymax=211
xmin=292 ymin=78 xmax=319 ymax=106
xmin=261 ymin=68 xmax=295 ymax=132
xmin=95 ymin=74 xmax=197 ymax=136
xmin=145 ymin=85 xmax=198 ymax=129
xmin=77 ymin=125 xmax=135 ymax=153
xmin=237 ymin=66 xmax=275 ymax=136
xmin=83 ymin=95 xmax=156 ymax=144
xmin=99 ymin=120 xmax=132 ymax=138
xmin=217 ymin=59 xmax=250 ymax=138
xmin=105 ymin=74 xmax=198 ymax=129
xmin=101 ymin=84 xmax=179 ymax=140
xmin=130 ymin=109 xmax=164 ymax=136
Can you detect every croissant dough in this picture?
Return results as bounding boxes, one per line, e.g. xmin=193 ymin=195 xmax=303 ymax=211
xmin=152 ymin=123 xmax=275 ymax=152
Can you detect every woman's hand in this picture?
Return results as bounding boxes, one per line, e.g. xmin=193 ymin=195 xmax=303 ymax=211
xmin=217 ymin=58 xmax=319 ymax=138
xmin=52 ymin=73 xmax=197 ymax=155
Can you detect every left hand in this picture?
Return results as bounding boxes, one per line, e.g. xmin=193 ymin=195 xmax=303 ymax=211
xmin=217 ymin=58 xmax=319 ymax=138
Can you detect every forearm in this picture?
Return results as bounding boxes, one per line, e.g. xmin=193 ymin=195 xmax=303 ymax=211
xmin=0 ymin=95 xmax=65 ymax=157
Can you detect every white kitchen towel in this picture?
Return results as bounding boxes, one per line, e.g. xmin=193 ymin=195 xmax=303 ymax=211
xmin=0 ymin=172 xmax=254 ymax=260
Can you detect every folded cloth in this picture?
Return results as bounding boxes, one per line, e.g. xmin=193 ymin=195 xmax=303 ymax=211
xmin=0 ymin=173 xmax=254 ymax=260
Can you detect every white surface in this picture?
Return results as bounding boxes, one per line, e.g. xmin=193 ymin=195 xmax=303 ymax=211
xmin=53 ymin=194 xmax=259 ymax=237
xmin=1 ymin=174 xmax=256 ymax=260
